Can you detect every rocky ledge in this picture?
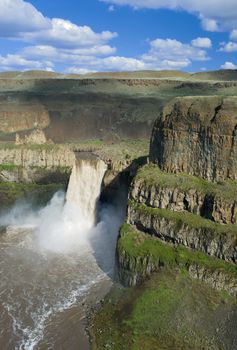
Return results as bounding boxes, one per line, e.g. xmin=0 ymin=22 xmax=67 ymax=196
xmin=117 ymin=224 xmax=237 ymax=297
xmin=130 ymin=164 xmax=237 ymax=225
xmin=128 ymin=201 xmax=237 ymax=263
xmin=150 ymin=96 xmax=237 ymax=182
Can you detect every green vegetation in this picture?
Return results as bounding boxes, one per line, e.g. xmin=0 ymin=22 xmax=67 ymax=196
xmin=129 ymin=200 xmax=237 ymax=237
xmin=0 ymin=182 xmax=65 ymax=209
xmin=0 ymin=142 xmax=59 ymax=151
xmin=90 ymin=269 xmax=237 ymax=350
xmin=135 ymin=164 xmax=237 ymax=202
xmin=71 ymin=139 xmax=149 ymax=163
xmin=0 ymin=163 xmax=18 ymax=171
xmin=118 ymin=224 xmax=237 ymax=278
xmin=0 ymin=139 xmax=149 ymax=163
xmin=24 ymin=143 xmax=59 ymax=151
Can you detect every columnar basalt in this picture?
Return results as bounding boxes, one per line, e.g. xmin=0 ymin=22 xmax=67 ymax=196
xmin=116 ymin=96 xmax=237 ymax=297
xmin=130 ymin=165 xmax=237 ymax=224
xmin=150 ymin=96 xmax=237 ymax=182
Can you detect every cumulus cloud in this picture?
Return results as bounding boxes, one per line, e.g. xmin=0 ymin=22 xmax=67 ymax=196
xmin=0 ymin=0 xmax=117 ymax=50
xmin=22 ymin=45 xmax=117 ymax=60
xmin=0 ymin=0 xmax=50 ymax=36
xmin=18 ymin=36 xmax=210 ymax=72
xmin=219 ymin=41 xmax=237 ymax=52
xmin=0 ymin=53 xmax=54 ymax=71
xmin=142 ymin=38 xmax=209 ymax=64
xmin=0 ymin=0 xmax=211 ymax=73
xmin=191 ymin=37 xmax=212 ymax=48
xmin=220 ymin=61 xmax=237 ymax=69
xmin=21 ymin=18 xmax=117 ymax=49
xmin=230 ymin=29 xmax=237 ymax=40
xmin=0 ymin=0 xmax=118 ymax=71
xmin=101 ymin=0 xmax=237 ymax=32
xmin=201 ymin=18 xmax=219 ymax=32
xmin=66 ymin=56 xmax=146 ymax=73
xmin=63 ymin=38 xmax=210 ymax=73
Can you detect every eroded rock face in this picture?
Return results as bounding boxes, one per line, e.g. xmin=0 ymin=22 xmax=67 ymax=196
xmin=0 ymin=146 xmax=75 ymax=168
xmin=150 ymin=96 xmax=237 ymax=181
xmin=127 ymin=205 xmax=237 ymax=263
xmin=117 ymin=245 xmax=237 ymax=297
xmin=15 ymin=129 xmax=51 ymax=145
xmin=0 ymin=146 xmax=75 ymax=183
xmin=130 ymin=179 xmax=237 ymax=225
xmin=0 ymin=100 xmax=49 ymax=133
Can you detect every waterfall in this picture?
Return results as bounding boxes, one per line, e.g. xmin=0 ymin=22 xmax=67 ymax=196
xmin=66 ymin=153 xmax=107 ymax=227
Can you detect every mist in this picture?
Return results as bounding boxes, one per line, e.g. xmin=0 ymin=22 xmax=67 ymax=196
xmin=0 ymin=157 xmax=127 ymax=349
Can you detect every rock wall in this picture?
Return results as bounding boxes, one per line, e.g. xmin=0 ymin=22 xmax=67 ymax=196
xmin=127 ymin=203 xmax=237 ymax=263
xmin=130 ymin=177 xmax=237 ymax=225
xmin=150 ymin=96 xmax=237 ymax=181
xmin=0 ymin=146 xmax=75 ymax=168
xmin=117 ymin=226 xmax=237 ymax=297
xmin=118 ymin=246 xmax=237 ymax=297
xmin=0 ymin=92 xmax=163 ymax=142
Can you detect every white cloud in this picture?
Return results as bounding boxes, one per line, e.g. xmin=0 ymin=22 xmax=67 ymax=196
xmin=221 ymin=61 xmax=237 ymax=69
xmin=142 ymin=38 xmax=209 ymax=64
xmin=200 ymin=18 xmax=219 ymax=32
xmin=219 ymin=41 xmax=237 ymax=52
xmin=0 ymin=53 xmax=54 ymax=71
xmin=230 ymin=29 xmax=237 ymax=40
xmin=3 ymin=35 xmax=209 ymax=72
xmin=63 ymin=38 xmax=210 ymax=73
xmin=22 ymin=44 xmax=116 ymax=61
xmin=21 ymin=18 xmax=117 ymax=49
xmin=0 ymin=0 xmax=210 ymax=73
xmin=0 ymin=0 xmax=118 ymax=72
xmin=0 ymin=0 xmax=117 ymax=51
xmin=0 ymin=0 xmax=50 ymax=36
xmin=66 ymin=67 xmax=98 ymax=75
xmin=101 ymin=0 xmax=237 ymax=32
xmin=191 ymin=37 xmax=212 ymax=49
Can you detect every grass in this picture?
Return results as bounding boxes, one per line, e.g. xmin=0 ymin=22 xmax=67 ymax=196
xmin=118 ymin=223 xmax=237 ymax=278
xmin=0 ymin=163 xmax=19 ymax=171
xmin=0 ymin=139 xmax=149 ymax=164
xmin=90 ymin=269 xmax=237 ymax=350
xmin=0 ymin=142 xmax=60 ymax=151
xmin=0 ymin=182 xmax=65 ymax=209
xmin=134 ymin=163 xmax=237 ymax=202
xmin=129 ymin=200 xmax=237 ymax=237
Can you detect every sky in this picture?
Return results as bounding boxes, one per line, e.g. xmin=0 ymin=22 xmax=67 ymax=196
xmin=0 ymin=0 xmax=236 ymax=73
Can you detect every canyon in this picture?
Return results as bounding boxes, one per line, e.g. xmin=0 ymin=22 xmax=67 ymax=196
xmin=0 ymin=70 xmax=237 ymax=350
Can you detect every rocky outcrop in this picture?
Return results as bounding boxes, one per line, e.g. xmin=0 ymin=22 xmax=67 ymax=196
xmin=130 ymin=177 xmax=237 ymax=225
xmin=150 ymin=96 xmax=237 ymax=181
xmin=118 ymin=248 xmax=237 ymax=298
xmin=0 ymin=100 xmax=49 ymax=133
xmin=15 ymin=128 xmax=51 ymax=145
xmin=117 ymin=225 xmax=237 ymax=297
xmin=0 ymin=145 xmax=75 ymax=184
xmin=0 ymin=146 xmax=75 ymax=168
xmin=127 ymin=202 xmax=237 ymax=263
xmin=1 ymin=75 xmax=237 ymax=143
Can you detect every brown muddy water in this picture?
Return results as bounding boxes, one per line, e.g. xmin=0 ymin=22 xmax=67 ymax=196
xmin=0 ymin=223 xmax=116 ymax=350
xmin=0 ymin=157 xmax=125 ymax=349
xmin=0 ymin=157 xmax=124 ymax=349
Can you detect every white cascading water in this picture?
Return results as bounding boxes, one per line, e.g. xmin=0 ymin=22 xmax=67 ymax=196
xmin=66 ymin=156 xmax=107 ymax=226
xmin=0 ymin=154 xmax=123 ymax=350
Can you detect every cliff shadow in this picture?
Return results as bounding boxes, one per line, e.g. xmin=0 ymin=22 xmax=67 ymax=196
xmin=88 ymin=156 xmax=148 ymax=280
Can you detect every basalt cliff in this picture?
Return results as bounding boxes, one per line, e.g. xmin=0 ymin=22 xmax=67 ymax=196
xmin=118 ymin=96 xmax=237 ymax=298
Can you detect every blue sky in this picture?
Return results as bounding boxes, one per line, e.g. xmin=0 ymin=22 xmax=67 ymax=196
xmin=0 ymin=0 xmax=236 ymax=73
